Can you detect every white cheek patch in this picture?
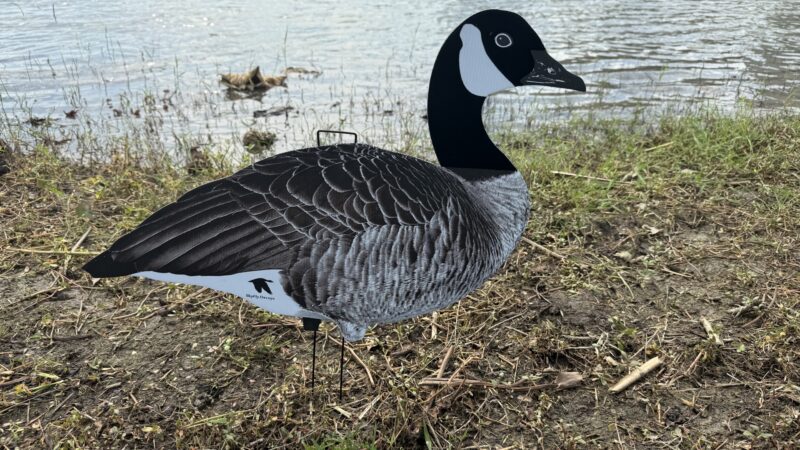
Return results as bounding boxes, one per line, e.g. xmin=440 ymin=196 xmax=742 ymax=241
xmin=458 ymin=23 xmax=514 ymax=97
xmin=134 ymin=270 xmax=329 ymax=321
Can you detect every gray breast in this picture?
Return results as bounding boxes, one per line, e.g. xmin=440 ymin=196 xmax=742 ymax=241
xmin=296 ymin=171 xmax=530 ymax=340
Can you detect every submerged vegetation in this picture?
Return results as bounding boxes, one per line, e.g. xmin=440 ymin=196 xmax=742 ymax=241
xmin=1 ymin=109 xmax=799 ymax=448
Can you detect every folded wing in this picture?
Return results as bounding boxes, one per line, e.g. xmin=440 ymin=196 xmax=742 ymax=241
xmin=84 ymin=144 xmax=463 ymax=278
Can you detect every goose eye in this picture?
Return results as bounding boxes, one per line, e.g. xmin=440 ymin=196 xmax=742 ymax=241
xmin=494 ymin=33 xmax=512 ymax=48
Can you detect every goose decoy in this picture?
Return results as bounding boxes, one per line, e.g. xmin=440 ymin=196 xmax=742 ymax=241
xmin=84 ymin=9 xmax=585 ymax=397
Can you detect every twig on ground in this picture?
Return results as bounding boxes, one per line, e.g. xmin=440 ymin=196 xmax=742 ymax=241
xmin=63 ymin=227 xmax=91 ymax=272
xmin=701 ymin=317 xmax=723 ymax=345
xmin=521 ymin=237 xmax=566 ymax=260
xmin=71 ymin=228 xmax=91 ymax=252
xmin=447 ymin=355 xmax=476 ymax=383
xmin=49 ymin=334 xmax=93 ymax=342
xmin=332 ymin=405 xmax=352 ymax=418
xmin=420 ymin=372 xmax=582 ymax=392
xmin=38 ymin=392 xmax=74 ymax=424
xmin=610 ymin=357 xmax=662 ymax=393
xmin=551 ymin=170 xmax=613 ymax=182
xmin=436 ymin=346 xmax=454 ymax=378
xmin=345 ymin=344 xmax=374 ymax=386
xmin=684 ymin=351 xmax=705 ymax=377
xmin=0 ymin=376 xmax=29 ymax=389
xmin=7 ymin=246 xmax=100 ymax=256
xmin=20 ymin=288 xmax=67 ymax=312
xmin=661 ymin=267 xmax=692 ymax=278
xmin=642 ymin=141 xmax=673 ymax=152
xmin=357 ymin=395 xmax=381 ymax=421
xmin=10 ymin=285 xmax=61 ymax=307
xmin=616 ymin=271 xmax=634 ymax=298
xmin=742 ymin=313 xmax=765 ymax=328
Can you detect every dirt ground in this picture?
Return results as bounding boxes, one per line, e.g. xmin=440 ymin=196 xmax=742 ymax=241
xmin=1 ymin=114 xmax=799 ymax=448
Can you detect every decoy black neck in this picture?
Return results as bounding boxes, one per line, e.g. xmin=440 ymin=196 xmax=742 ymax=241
xmin=427 ymin=34 xmax=516 ymax=180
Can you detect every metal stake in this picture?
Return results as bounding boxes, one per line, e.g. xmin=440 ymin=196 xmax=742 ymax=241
xmin=302 ymin=318 xmax=322 ymax=393
xmin=311 ymin=329 xmax=317 ymax=391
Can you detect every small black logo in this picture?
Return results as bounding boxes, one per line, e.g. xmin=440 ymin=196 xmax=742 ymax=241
xmin=249 ymin=278 xmax=273 ymax=294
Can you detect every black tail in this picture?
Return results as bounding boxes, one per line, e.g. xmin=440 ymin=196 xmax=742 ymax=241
xmin=83 ymin=251 xmax=137 ymax=278
xmin=81 ymin=178 xmax=288 ymax=279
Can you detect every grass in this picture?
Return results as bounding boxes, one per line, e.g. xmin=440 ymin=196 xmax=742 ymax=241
xmin=1 ymin=110 xmax=799 ymax=448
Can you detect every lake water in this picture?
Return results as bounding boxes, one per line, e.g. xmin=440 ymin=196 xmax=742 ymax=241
xmin=1 ymin=0 xmax=799 ymax=153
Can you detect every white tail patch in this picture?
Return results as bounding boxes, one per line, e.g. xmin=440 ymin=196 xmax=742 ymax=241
xmin=458 ymin=23 xmax=513 ymax=97
xmin=134 ymin=270 xmax=329 ymax=320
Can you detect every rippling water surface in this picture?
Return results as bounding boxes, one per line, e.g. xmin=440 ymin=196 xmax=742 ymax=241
xmin=1 ymin=0 xmax=798 ymax=152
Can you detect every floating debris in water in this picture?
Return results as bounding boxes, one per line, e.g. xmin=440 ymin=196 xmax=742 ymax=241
xmin=220 ymin=66 xmax=287 ymax=92
xmin=253 ymin=106 xmax=294 ymax=118
xmin=242 ymin=129 xmax=277 ymax=154
xmin=43 ymin=137 xmax=70 ymax=147
xmin=284 ymin=66 xmax=322 ymax=77
xmin=64 ymin=110 xmax=78 ymax=119
xmin=25 ymin=116 xmax=50 ymax=127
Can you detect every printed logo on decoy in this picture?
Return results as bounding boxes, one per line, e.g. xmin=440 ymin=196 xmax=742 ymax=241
xmin=249 ymin=278 xmax=273 ymax=294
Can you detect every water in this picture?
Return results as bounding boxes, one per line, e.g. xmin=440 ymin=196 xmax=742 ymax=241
xmin=1 ymin=0 xmax=799 ymax=153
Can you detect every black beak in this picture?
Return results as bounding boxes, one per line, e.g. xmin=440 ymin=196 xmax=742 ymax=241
xmin=520 ymin=50 xmax=586 ymax=92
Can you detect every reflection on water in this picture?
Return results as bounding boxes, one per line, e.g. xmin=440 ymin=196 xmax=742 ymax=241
xmin=1 ymin=0 xmax=798 ymax=152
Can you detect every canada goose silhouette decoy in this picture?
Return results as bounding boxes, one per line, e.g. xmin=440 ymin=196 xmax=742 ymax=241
xmin=84 ymin=9 xmax=585 ymax=399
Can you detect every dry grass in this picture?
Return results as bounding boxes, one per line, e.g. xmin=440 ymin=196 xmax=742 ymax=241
xmin=1 ymin=111 xmax=799 ymax=448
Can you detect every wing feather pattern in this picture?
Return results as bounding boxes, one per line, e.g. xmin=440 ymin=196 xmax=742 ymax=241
xmin=83 ymin=144 xmax=466 ymax=282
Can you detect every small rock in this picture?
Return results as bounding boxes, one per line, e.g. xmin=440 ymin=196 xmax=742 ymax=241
xmin=614 ymin=250 xmax=634 ymax=262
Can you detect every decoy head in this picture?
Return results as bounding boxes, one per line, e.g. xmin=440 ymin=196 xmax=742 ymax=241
xmin=457 ymin=9 xmax=586 ymax=97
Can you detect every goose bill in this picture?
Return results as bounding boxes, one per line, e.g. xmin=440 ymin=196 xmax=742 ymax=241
xmin=520 ymin=50 xmax=586 ymax=92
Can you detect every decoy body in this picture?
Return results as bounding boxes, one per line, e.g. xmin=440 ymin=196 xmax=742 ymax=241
xmin=85 ymin=10 xmax=585 ymax=345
